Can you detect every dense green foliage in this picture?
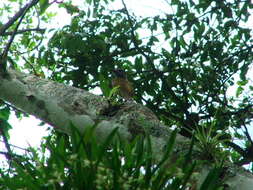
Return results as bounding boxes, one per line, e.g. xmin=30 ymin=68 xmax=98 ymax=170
xmin=40 ymin=0 xmax=253 ymax=165
xmin=0 ymin=0 xmax=253 ymax=189
xmin=0 ymin=127 xmax=224 ymax=189
xmin=40 ymin=0 xmax=253 ymax=144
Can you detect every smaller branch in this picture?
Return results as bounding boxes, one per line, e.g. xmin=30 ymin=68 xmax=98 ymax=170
xmin=1 ymin=7 xmax=27 ymax=66
xmin=21 ymin=55 xmax=41 ymax=76
xmin=0 ymin=151 xmax=28 ymax=171
xmin=0 ymin=0 xmax=39 ymax=35
xmin=1 ymin=28 xmax=46 ymax=36
xmin=0 ymin=127 xmax=12 ymax=160
xmin=4 ymin=101 xmax=29 ymax=117
xmin=0 ymin=140 xmax=31 ymax=152
xmin=242 ymin=123 xmax=253 ymax=145
xmin=224 ymin=141 xmax=247 ymax=158
xmin=50 ymin=0 xmax=64 ymax=4
xmin=0 ymin=151 xmax=11 ymax=157
xmin=0 ymin=124 xmax=13 ymax=173
xmin=13 ymin=33 xmax=44 ymax=55
xmin=0 ymin=0 xmax=41 ymax=73
xmin=121 ymin=0 xmax=155 ymax=69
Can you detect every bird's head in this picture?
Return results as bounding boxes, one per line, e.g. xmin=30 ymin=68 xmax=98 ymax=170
xmin=112 ymin=69 xmax=127 ymax=78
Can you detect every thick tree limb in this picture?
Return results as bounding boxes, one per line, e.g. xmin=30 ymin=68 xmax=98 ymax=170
xmin=0 ymin=68 xmax=253 ymax=189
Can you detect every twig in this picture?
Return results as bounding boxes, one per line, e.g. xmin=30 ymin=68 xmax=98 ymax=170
xmin=1 ymin=28 xmax=45 ymax=36
xmin=0 ymin=0 xmax=40 ymax=73
xmin=0 ymin=127 xmax=12 ymax=160
xmin=1 ymin=7 xmax=27 ymax=64
xmin=13 ymin=32 xmax=44 ymax=55
xmin=121 ymin=0 xmax=155 ymax=69
xmin=4 ymin=101 xmax=29 ymax=117
xmin=0 ymin=140 xmax=31 ymax=152
xmin=21 ymin=55 xmax=38 ymax=75
xmin=242 ymin=123 xmax=253 ymax=144
xmin=0 ymin=123 xmax=13 ymax=173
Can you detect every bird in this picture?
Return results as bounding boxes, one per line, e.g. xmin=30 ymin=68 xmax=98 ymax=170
xmin=111 ymin=69 xmax=134 ymax=100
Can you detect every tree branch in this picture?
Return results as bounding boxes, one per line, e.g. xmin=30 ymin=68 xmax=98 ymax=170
xmin=121 ymin=0 xmax=155 ymax=69
xmin=1 ymin=28 xmax=46 ymax=36
xmin=1 ymin=68 xmax=253 ymax=189
xmin=0 ymin=0 xmax=39 ymax=36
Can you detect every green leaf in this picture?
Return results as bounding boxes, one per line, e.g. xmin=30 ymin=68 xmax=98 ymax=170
xmin=222 ymin=6 xmax=232 ymax=18
xmin=197 ymin=0 xmax=212 ymax=11
xmin=96 ymin=127 xmax=118 ymax=164
xmin=0 ymin=120 xmax=12 ymax=139
xmin=109 ymin=86 xmax=120 ymax=99
xmin=86 ymin=0 xmax=92 ymax=4
xmin=199 ymin=167 xmax=223 ymax=190
xmin=240 ymin=64 xmax=249 ymax=81
xmin=237 ymin=80 xmax=248 ymax=86
xmin=39 ymin=0 xmax=50 ymax=14
xmin=224 ymin=20 xmax=237 ymax=29
xmin=135 ymin=56 xmax=143 ymax=72
xmin=236 ymin=86 xmax=243 ymax=97
xmin=171 ymin=0 xmax=179 ymax=5
xmin=0 ymin=107 xmax=10 ymax=120
xmin=99 ymin=74 xmax=110 ymax=97
xmin=154 ymin=129 xmax=177 ymax=171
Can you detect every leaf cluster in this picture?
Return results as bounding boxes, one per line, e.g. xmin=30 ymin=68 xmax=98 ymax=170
xmin=36 ymin=0 xmax=253 ymax=143
xmin=35 ymin=0 xmax=253 ymax=165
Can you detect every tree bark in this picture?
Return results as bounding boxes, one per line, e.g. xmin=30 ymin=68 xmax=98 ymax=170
xmin=0 ymin=68 xmax=253 ymax=190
